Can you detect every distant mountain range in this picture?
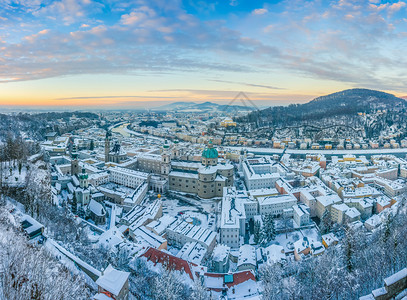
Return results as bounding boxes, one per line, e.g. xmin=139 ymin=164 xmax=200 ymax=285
xmin=154 ymin=101 xmax=256 ymax=112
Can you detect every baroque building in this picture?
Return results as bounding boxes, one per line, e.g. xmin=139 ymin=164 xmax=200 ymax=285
xmin=169 ymin=141 xmax=234 ymax=199
xmin=105 ymin=131 xmax=127 ymax=164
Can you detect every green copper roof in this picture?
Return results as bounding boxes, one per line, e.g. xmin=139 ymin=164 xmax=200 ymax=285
xmin=163 ymin=140 xmax=169 ymax=148
xmin=79 ymin=168 xmax=88 ymax=179
xmin=202 ymin=145 xmax=218 ymax=159
xmin=224 ymin=274 xmax=233 ymax=284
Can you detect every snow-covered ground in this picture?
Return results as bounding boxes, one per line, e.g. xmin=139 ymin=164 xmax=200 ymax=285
xmin=161 ymin=195 xmax=217 ymax=231
xmin=1 ymin=165 xmax=28 ymax=187
xmin=273 ymin=227 xmax=321 ymax=253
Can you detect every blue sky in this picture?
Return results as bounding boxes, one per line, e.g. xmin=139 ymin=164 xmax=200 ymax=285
xmin=1 ymin=0 xmax=407 ymax=107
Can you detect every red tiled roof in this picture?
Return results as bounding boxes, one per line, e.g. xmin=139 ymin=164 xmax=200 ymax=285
xmin=204 ymin=270 xmax=256 ymax=289
xmin=141 ymin=247 xmax=195 ymax=280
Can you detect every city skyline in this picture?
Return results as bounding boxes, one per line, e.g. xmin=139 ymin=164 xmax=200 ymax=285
xmin=1 ymin=0 xmax=407 ymax=107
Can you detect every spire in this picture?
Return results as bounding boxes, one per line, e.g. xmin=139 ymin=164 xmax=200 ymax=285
xmin=71 ymin=144 xmax=78 ymax=159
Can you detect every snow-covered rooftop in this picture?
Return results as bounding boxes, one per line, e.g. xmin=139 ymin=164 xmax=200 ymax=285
xmin=96 ymin=264 xmax=130 ymax=296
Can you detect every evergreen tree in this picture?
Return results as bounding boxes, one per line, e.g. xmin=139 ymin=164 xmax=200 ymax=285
xmin=89 ymin=139 xmax=95 ymax=151
xmin=382 ymin=215 xmax=392 ymax=244
xmin=344 ymin=228 xmax=355 ymax=272
xmin=71 ymin=193 xmax=77 ymax=215
xmin=269 ymin=214 xmax=276 ymax=240
xmin=254 ymin=220 xmax=261 ymax=244
xmin=260 ymin=214 xmax=276 ymax=246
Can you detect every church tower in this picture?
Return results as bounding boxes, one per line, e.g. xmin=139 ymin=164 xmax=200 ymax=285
xmin=105 ymin=130 xmax=111 ymax=163
xmin=71 ymin=145 xmax=80 ymax=176
xmin=161 ymin=140 xmax=171 ymax=176
xmin=238 ymin=148 xmax=247 ymax=172
xmin=78 ymin=167 xmax=90 ymax=206
xmin=79 ymin=167 xmax=89 ymax=189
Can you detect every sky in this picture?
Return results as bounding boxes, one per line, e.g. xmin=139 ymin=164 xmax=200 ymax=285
xmin=1 ymin=0 xmax=407 ymax=109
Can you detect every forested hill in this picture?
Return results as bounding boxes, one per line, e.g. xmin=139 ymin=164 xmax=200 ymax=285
xmin=241 ymin=88 xmax=407 ymax=127
xmin=0 ymin=111 xmax=100 ymax=141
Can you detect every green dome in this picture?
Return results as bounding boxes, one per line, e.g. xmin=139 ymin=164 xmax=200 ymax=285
xmin=202 ymin=144 xmax=218 ymax=159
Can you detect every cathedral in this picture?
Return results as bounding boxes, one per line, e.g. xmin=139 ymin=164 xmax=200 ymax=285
xmin=105 ymin=131 xmax=127 ymax=164
xmin=168 ymin=141 xmax=234 ymax=199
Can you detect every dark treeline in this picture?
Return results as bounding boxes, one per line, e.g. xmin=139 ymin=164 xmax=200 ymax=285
xmin=240 ymin=88 xmax=407 ymax=129
xmin=0 ymin=111 xmax=100 ymax=141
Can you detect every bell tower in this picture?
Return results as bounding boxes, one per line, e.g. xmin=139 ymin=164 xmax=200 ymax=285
xmin=71 ymin=145 xmax=80 ymax=176
xmin=105 ymin=130 xmax=111 ymax=163
xmin=79 ymin=168 xmax=89 ymax=189
xmin=161 ymin=140 xmax=171 ymax=176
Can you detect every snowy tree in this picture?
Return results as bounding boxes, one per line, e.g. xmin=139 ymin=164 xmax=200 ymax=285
xmin=0 ymin=206 xmax=91 ymax=300
xmin=382 ymin=214 xmax=392 ymax=244
xmin=319 ymin=209 xmax=332 ymax=234
xmin=191 ymin=278 xmax=210 ymax=300
xmin=71 ymin=193 xmax=77 ymax=215
xmin=253 ymin=220 xmax=261 ymax=244
xmin=24 ymin=161 xmax=51 ymax=217
xmin=152 ymin=269 xmax=190 ymax=300
xmin=260 ymin=214 xmax=276 ymax=246
xmin=128 ymin=257 xmax=157 ymax=299
xmin=259 ymin=264 xmax=285 ymax=300
xmin=343 ymin=228 xmax=356 ymax=272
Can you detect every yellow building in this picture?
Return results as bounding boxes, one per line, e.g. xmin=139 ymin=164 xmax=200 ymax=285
xmin=220 ymin=118 xmax=236 ymax=127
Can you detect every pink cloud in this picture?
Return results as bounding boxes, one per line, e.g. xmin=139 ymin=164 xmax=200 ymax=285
xmin=252 ymin=8 xmax=268 ymax=15
xmin=23 ymin=29 xmax=50 ymax=42
xmin=388 ymin=1 xmax=406 ymax=13
xmin=120 ymin=6 xmax=156 ymax=25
